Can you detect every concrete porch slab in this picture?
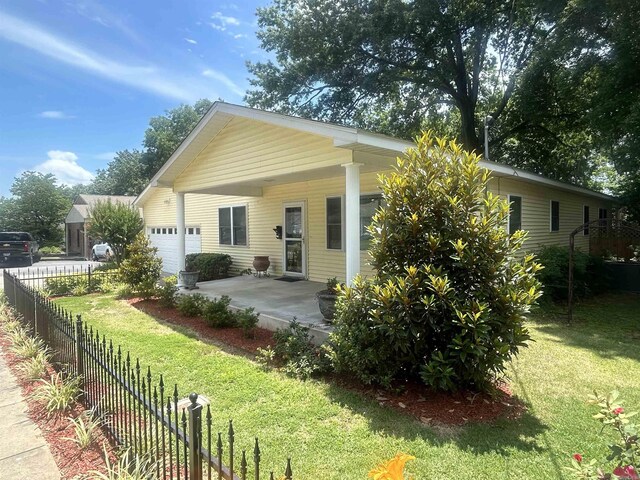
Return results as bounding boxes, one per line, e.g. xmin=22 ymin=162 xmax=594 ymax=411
xmin=183 ymin=275 xmax=333 ymax=344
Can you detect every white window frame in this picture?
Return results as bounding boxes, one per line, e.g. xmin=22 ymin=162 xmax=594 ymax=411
xmin=218 ymin=204 xmax=249 ymax=247
xmin=325 ymin=195 xmax=345 ymax=251
xmin=507 ymin=194 xmax=523 ymax=235
xmin=550 ymin=200 xmax=560 ymax=232
xmin=359 ymin=192 xmax=383 ymax=251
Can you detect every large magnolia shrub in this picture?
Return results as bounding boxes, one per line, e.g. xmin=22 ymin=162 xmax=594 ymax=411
xmin=119 ymin=233 xmax=162 ymax=299
xmin=330 ymin=132 xmax=543 ymax=391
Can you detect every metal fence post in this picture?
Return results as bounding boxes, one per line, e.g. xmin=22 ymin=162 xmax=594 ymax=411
xmin=87 ymin=265 xmax=92 ymax=292
xmin=33 ymin=292 xmax=38 ymax=337
xmin=75 ymin=315 xmax=84 ymax=390
xmin=188 ymin=393 xmax=203 ymax=480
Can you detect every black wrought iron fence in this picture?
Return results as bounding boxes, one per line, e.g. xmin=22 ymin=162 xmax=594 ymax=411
xmin=9 ymin=264 xmax=118 ymax=291
xmin=2 ymin=270 xmax=293 ymax=480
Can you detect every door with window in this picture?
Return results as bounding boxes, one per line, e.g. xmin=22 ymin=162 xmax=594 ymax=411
xmin=283 ymin=202 xmax=305 ymax=277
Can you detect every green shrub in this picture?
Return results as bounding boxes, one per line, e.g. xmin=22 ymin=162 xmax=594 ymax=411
xmin=272 ymin=320 xmax=331 ymax=380
xmin=44 ymin=271 xmax=118 ymax=296
xmin=237 ymin=307 xmax=260 ymax=338
xmin=119 ymin=233 xmax=162 ymax=299
xmin=537 ymin=245 xmax=609 ymax=301
xmin=33 ymin=372 xmax=82 ymax=417
xmin=94 ymin=261 xmax=118 ymax=272
xmin=185 ymin=253 xmax=233 ymax=281
xmin=567 ymin=390 xmax=639 ymax=479
xmin=39 ymin=245 xmax=63 ymax=255
xmin=176 ymin=293 xmax=208 ymax=317
xmin=16 ymin=351 xmax=50 ymax=381
xmin=330 ymin=132 xmax=542 ymax=392
xmin=156 ymin=275 xmax=178 ymax=308
xmin=65 ymin=408 xmax=104 ymax=450
xmin=202 ymin=295 xmax=237 ymax=328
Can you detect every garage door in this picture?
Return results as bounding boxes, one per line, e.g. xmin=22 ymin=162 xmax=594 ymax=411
xmin=148 ymin=226 xmax=201 ymax=274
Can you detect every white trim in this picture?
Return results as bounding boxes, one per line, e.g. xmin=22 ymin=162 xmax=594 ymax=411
xmin=217 ymin=203 xmax=249 ymax=247
xmin=283 ymin=201 xmax=307 ymax=278
xmin=325 ymin=195 xmax=345 ymax=251
xmin=133 ymin=102 xmax=617 ymax=208
xmin=550 ymin=200 xmax=560 ymax=233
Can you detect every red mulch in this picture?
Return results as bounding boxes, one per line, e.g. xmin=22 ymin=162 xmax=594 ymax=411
xmin=0 ymin=333 xmax=114 ymax=479
xmin=127 ymin=298 xmax=275 ymax=353
xmin=127 ymin=298 xmax=525 ymax=426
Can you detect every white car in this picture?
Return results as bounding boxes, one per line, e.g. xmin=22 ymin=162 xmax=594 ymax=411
xmin=91 ymin=243 xmax=113 ymax=261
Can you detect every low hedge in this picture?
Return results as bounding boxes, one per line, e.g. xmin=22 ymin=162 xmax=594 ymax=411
xmin=185 ymin=253 xmax=232 ymax=281
xmin=537 ymin=245 xmax=609 ymax=301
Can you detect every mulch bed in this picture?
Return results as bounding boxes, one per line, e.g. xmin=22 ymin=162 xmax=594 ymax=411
xmin=128 ymin=298 xmax=524 ymax=426
xmin=0 ymin=332 xmax=114 ymax=479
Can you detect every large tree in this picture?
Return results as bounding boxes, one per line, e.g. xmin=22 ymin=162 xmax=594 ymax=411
xmin=2 ymin=172 xmax=71 ymax=246
xmin=247 ymin=0 xmax=564 ymax=153
xmin=90 ymin=149 xmax=147 ymax=196
xmin=142 ymin=99 xmax=213 ymax=177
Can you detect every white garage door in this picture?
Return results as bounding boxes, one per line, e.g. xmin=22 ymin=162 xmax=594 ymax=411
xmin=148 ymin=226 xmax=201 ymax=274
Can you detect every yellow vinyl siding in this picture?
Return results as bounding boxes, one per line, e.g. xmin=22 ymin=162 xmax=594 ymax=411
xmin=173 ymin=117 xmax=351 ymax=193
xmin=488 ymin=177 xmax=613 ymax=253
xmin=143 ymin=173 xmax=612 ymax=282
xmin=142 ymin=172 xmax=383 ymax=282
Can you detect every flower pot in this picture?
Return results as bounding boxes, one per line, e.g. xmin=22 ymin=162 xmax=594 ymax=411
xmin=253 ymin=255 xmax=270 ymax=277
xmin=316 ymin=289 xmax=337 ymax=322
xmin=179 ymin=270 xmax=199 ymax=290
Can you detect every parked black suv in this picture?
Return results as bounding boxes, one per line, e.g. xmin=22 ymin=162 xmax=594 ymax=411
xmin=0 ymin=232 xmax=39 ymax=266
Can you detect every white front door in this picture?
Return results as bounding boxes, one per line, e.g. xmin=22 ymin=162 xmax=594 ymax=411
xmin=283 ymin=202 xmax=306 ymax=277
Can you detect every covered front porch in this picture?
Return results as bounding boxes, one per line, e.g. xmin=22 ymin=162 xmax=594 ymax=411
xmin=192 ymin=276 xmax=332 ymax=343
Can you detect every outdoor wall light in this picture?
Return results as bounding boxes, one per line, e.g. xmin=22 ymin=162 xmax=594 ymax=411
xmin=273 ymin=225 xmax=282 ymax=239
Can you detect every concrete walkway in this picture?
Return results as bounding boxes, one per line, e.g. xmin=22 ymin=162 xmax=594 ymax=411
xmin=192 ymin=276 xmax=333 ymax=343
xmin=0 ymin=344 xmax=60 ymax=479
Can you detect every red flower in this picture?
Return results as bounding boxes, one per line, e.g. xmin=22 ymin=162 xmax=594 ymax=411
xmin=573 ymin=453 xmax=583 ymax=463
xmin=613 ymin=465 xmax=639 ymax=480
xmin=614 ymin=407 xmax=625 ymax=415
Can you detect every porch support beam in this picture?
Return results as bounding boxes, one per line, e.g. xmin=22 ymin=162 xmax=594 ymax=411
xmin=176 ymin=192 xmax=186 ymax=279
xmin=343 ymin=163 xmax=362 ymax=286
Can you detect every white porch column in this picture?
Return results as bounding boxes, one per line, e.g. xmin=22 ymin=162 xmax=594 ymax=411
xmin=176 ymin=192 xmax=186 ymax=275
xmin=343 ymin=163 xmax=362 ymax=286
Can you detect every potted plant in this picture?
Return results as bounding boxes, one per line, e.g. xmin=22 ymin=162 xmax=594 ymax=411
xmin=179 ymin=261 xmax=199 ymax=290
xmin=316 ymin=277 xmax=341 ymax=322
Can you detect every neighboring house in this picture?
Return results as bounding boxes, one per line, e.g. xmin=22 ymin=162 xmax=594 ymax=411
xmin=134 ymin=102 xmax=616 ymax=284
xmin=65 ymin=194 xmax=137 ymax=258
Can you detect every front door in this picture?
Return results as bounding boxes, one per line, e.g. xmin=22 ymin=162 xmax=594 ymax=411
xmin=283 ymin=202 xmax=305 ymax=277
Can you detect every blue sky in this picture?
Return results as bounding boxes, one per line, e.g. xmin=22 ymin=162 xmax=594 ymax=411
xmin=0 ymin=0 xmax=270 ymax=196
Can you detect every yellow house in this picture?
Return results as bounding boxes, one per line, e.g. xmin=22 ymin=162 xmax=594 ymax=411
xmin=134 ymin=102 xmax=615 ymax=284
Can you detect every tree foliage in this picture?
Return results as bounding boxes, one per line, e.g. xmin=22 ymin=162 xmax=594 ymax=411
xmin=87 ymin=200 xmax=143 ymax=265
xmin=90 ymin=150 xmax=147 ymax=196
xmin=248 ymin=0 xmax=640 ymax=215
xmin=247 ymin=0 xmax=563 ymax=151
xmin=119 ymin=232 xmax=162 ymax=299
xmin=0 ymin=172 xmax=71 ymax=246
xmin=141 ymin=99 xmax=213 ymax=177
xmin=330 ymin=132 xmax=542 ymax=391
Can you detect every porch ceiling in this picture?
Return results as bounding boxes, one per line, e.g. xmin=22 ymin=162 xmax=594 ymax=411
xmin=175 ymin=152 xmax=393 ymax=196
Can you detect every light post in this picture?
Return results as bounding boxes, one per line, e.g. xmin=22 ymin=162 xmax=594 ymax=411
xmin=484 ymin=115 xmax=493 ymax=161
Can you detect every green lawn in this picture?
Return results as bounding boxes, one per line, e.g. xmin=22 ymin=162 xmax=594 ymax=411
xmin=54 ymin=293 xmax=640 ymax=479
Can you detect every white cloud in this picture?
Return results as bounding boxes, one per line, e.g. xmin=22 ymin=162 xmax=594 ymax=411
xmin=0 ymin=10 xmax=217 ymax=102
xmin=67 ymin=0 xmax=141 ymax=45
xmin=212 ymin=12 xmax=241 ymax=26
xmin=184 ymin=37 xmax=197 ymax=45
xmin=202 ymin=69 xmax=245 ymax=97
xmin=233 ymin=34 xmax=246 ymax=40
xmin=38 ymin=110 xmax=75 ymax=119
xmin=35 ymin=151 xmax=95 ymax=186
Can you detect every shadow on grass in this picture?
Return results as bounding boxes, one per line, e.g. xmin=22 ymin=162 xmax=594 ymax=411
xmin=322 ymin=381 xmax=550 ymax=456
xmin=529 ymin=293 xmax=640 ymax=362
